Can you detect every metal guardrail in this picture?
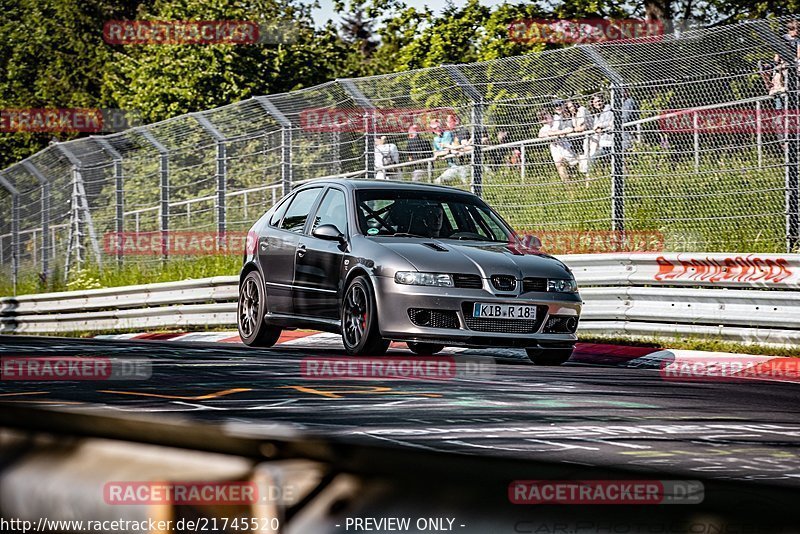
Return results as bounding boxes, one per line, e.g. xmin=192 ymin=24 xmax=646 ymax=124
xmin=2 ymin=253 xmax=799 ymax=345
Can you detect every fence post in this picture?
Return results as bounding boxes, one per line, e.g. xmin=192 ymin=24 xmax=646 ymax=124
xmin=338 ymin=79 xmax=376 ymax=180
xmin=786 ymin=65 xmax=799 ymax=252
xmin=22 ymin=161 xmax=51 ymax=283
xmin=93 ymin=137 xmax=124 ymax=267
xmin=0 ymin=172 xmax=19 ymax=294
xmin=693 ymin=110 xmax=700 ymax=173
xmin=752 ymin=24 xmax=799 ymax=252
xmin=55 ymin=143 xmax=103 ymax=276
xmin=756 ymin=100 xmax=763 ymax=169
xmin=583 ymin=46 xmax=626 ymax=232
xmin=255 ymin=96 xmax=293 ymax=196
xmin=444 ymin=65 xmax=484 ymax=197
xmin=139 ymin=128 xmax=170 ymax=261
xmin=193 ymin=113 xmax=228 ymax=241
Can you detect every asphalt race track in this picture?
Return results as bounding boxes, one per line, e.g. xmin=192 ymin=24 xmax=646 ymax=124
xmin=1 ymin=334 xmax=799 ymax=489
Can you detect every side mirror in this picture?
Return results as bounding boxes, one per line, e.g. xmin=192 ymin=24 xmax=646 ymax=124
xmin=312 ymin=224 xmax=346 ymax=244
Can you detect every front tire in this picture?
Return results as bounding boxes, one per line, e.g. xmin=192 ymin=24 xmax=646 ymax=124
xmin=341 ymin=276 xmax=389 ymax=355
xmin=407 ymin=342 xmax=445 ymax=355
xmin=238 ymin=270 xmax=281 ymax=347
xmin=525 ymin=347 xmax=573 ymax=366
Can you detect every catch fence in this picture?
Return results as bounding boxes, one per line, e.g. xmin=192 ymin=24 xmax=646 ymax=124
xmin=1 ymin=16 xmax=798 ymax=292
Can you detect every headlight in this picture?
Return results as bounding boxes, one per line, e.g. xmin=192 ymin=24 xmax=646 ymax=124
xmin=394 ymin=271 xmax=454 ymax=287
xmin=548 ymin=278 xmax=578 ymax=292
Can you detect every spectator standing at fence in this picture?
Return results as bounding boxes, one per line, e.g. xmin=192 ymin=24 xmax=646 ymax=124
xmin=538 ymin=110 xmax=578 ymax=182
xmin=431 ymin=118 xmax=454 ymax=162
xmin=375 ymin=135 xmax=399 ymax=180
xmin=760 ymin=54 xmax=788 ymax=109
xmin=406 ymin=124 xmax=431 ymax=181
xmin=431 ymin=118 xmax=469 ymax=184
xmin=622 ymin=91 xmax=640 ymax=151
xmin=587 ymin=94 xmax=613 ymax=167
xmin=565 ymin=99 xmax=591 ymax=174
xmin=783 ymin=20 xmax=800 ymax=54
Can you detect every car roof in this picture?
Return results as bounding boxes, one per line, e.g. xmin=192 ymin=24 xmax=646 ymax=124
xmin=295 ymin=178 xmax=475 ymax=195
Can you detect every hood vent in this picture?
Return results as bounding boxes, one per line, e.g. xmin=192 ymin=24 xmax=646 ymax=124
xmin=423 ymin=242 xmax=449 ymax=252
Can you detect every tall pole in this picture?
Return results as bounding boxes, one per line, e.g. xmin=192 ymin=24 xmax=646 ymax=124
xmin=255 ymin=96 xmax=293 ymax=197
xmin=338 ymin=79 xmax=376 ymax=180
xmin=139 ymin=128 xmax=170 ymax=261
xmin=0 ymin=173 xmax=19 ymax=294
xmin=22 ymin=161 xmax=51 ymax=282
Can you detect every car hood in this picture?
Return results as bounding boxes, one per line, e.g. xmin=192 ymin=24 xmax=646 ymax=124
xmin=374 ymin=238 xmax=572 ymax=279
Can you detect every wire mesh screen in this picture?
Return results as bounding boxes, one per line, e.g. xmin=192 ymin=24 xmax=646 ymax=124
xmin=0 ymin=16 xmax=798 ymax=290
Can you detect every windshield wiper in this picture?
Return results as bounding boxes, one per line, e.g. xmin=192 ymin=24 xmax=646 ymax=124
xmin=389 ymin=232 xmax=428 ymax=238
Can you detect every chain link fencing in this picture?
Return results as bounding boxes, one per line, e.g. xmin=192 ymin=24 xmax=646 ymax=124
xmin=1 ymin=16 xmax=798 ymax=293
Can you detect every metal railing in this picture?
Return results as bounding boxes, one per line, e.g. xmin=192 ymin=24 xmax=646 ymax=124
xmin=3 ymin=253 xmax=798 ymax=345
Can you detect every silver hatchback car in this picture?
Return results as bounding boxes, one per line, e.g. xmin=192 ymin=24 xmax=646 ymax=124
xmin=237 ymin=179 xmax=582 ymax=364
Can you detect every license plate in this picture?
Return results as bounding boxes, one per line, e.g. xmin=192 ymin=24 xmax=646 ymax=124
xmin=472 ymin=303 xmax=537 ymax=320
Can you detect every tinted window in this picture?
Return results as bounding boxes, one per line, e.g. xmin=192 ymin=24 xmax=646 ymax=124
xmin=268 ymin=195 xmax=293 ymax=226
xmin=280 ymin=188 xmax=321 ymax=233
xmin=355 ymin=189 xmax=511 ymax=241
xmin=311 ymin=188 xmax=347 ymax=234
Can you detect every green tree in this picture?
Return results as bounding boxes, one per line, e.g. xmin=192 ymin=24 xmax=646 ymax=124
xmin=0 ymin=0 xmax=145 ymax=169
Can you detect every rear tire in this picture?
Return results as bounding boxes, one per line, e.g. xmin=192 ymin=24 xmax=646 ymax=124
xmin=526 ymin=347 xmax=573 ymax=366
xmin=407 ymin=342 xmax=445 ymax=355
xmin=341 ymin=276 xmax=389 ymax=355
xmin=238 ymin=270 xmax=282 ymax=347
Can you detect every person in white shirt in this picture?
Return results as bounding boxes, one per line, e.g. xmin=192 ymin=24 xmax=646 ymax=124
xmin=587 ymin=94 xmax=613 ymax=169
xmin=375 ymin=135 xmax=399 ymax=179
xmin=538 ymin=110 xmax=578 ymax=182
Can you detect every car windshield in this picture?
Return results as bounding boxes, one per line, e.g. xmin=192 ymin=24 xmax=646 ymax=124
xmin=356 ymin=189 xmax=513 ymax=242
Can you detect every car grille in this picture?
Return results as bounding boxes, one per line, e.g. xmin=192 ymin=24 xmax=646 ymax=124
xmin=453 ymin=274 xmax=482 ymax=289
xmin=543 ymin=315 xmax=579 ymax=333
xmin=522 ymin=277 xmax=547 ymax=292
xmin=461 ymin=303 xmax=547 ymax=333
xmin=408 ymin=308 xmax=460 ymax=329
xmin=490 ymin=275 xmax=517 ymax=292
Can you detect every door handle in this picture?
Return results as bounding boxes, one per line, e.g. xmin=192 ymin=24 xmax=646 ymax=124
xmin=259 ymin=240 xmax=268 ymax=252
xmin=297 ymin=243 xmax=306 ymax=258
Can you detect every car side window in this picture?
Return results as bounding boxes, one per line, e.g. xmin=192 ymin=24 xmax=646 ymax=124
xmin=280 ymin=188 xmax=321 ymax=233
xmin=311 ymin=189 xmax=347 ymax=234
xmin=268 ymin=194 xmax=293 ymax=227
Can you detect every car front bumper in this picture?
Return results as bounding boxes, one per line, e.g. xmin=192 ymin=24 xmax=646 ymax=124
xmin=373 ymin=275 xmax=582 ymax=348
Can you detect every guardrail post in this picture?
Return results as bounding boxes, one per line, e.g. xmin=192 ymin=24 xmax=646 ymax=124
xmin=93 ymin=137 xmax=124 ymax=267
xmin=55 ymin=144 xmax=103 ymax=278
xmin=583 ymin=46 xmax=626 ymax=232
xmin=193 ymin=113 xmax=228 ymax=242
xmin=255 ymin=96 xmax=293 ymax=197
xmin=338 ymin=79 xmax=376 ymax=180
xmin=444 ymin=65 xmax=484 ymax=197
xmin=0 ymin=172 xmax=19 ymax=294
xmin=139 ymin=128 xmax=170 ymax=261
xmin=22 ymin=161 xmax=51 ymax=283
